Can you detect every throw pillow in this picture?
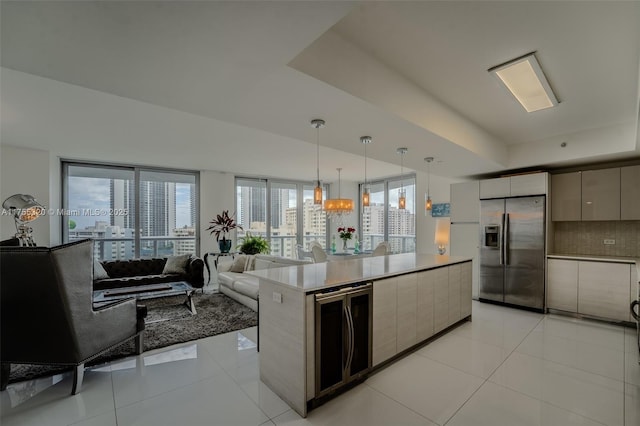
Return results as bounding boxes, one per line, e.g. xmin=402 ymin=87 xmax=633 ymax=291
xmin=162 ymin=254 xmax=191 ymax=275
xmin=230 ymin=255 xmax=248 ymax=273
xmin=93 ymin=259 xmax=110 ymax=280
xmin=244 ymin=255 xmax=256 ymax=271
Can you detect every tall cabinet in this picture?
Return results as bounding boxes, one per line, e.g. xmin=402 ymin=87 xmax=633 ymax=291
xmin=450 ymin=181 xmax=480 ymax=299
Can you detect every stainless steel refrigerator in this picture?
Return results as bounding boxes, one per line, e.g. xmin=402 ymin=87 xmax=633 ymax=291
xmin=480 ymin=196 xmax=545 ymax=311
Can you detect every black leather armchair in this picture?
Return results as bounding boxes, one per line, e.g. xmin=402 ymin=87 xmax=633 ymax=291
xmin=0 ymin=239 xmax=145 ymax=394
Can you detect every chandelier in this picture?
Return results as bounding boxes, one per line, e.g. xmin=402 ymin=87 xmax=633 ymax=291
xmin=324 ymin=168 xmax=354 ymax=218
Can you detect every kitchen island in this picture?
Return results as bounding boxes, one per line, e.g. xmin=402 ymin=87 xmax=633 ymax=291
xmin=248 ymin=253 xmax=472 ymax=417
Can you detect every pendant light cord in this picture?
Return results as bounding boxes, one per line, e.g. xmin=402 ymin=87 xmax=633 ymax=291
xmin=316 ymin=127 xmax=320 ymax=185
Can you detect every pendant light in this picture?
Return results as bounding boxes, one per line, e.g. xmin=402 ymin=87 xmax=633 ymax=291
xmin=311 ymin=119 xmax=325 ymax=205
xmin=324 ymin=168 xmax=354 ymax=218
xmin=397 ymin=148 xmax=408 ymax=210
xmin=425 ymin=157 xmax=433 ymax=213
xmin=360 ymin=136 xmax=372 ymax=207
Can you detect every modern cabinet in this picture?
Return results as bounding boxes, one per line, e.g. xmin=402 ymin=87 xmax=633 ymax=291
xmin=448 ymin=264 xmax=461 ymax=326
xmin=396 ymin=273 xmax=417 ymax=353
xmin=460 ymin=262 xmax=473 ymax=318
xmin=372 ymin=277 xmax=397 ymax=366
xmin=547 ymin=259 xmax=578 ymax=312
xmin=547 ymin=257 xmax=633 ymax=322
xmin=578 ymin=262 xmax=630 ymax=321
xmin=433 ymin=266 xmax=450 ymax=333
xmin=480 ymin=173 xmax=548 ymax=199
xmin=510 ymin=173 xmax=548 ymax=197
xmin=551 ymin=172 xmax=582 ymax=221
xmin=621 ymin=165 xmax=640 ymax=220
xmin=450 ymin=181 xmax=480 ymax=222
xmin=631 ymin=266 xmax=638 ymax=322
xmin=416 ymin=270 xmax=435 ymax=341
xmin=372 ymin=263 xmax=472 ymax=367
xmin=479 ymin=177 xmax=511 ymax=199
xmin=582 ymin=168 xmax=621 ymax=221
xmin=450 ymin=224 xmax=480 ymax=299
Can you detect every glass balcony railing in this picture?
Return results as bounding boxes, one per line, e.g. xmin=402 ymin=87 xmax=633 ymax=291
xmin=69 ymin=235 xmax=196 ymax=260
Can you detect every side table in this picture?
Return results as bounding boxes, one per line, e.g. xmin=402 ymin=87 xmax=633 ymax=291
xmin=203 ymin=252 xmax=239 ymax=284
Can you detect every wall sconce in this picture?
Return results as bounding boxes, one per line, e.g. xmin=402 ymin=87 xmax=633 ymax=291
xmin=434 ymin=219 xmax=450 ymax=255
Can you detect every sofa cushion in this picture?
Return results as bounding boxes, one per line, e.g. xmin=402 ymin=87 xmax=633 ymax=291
xmin=253 ymin=258 xmax=272 ymax=271
xmin=162 ymin=254 xmax=191 ymax=275
xmin=94 ymin=274 xmax=183 ymax=290
xmin=94 ymin=260 xmax=110 ymax=280
xmin=233 ymin=277 xmax=260 ymax=300
xmin=217 ymin=271 xmax=245 ymax=288
xmin=101 ymin=258 xmax=166 ymax=278
xmin=230 ymin=255 xmax=248 ymax=273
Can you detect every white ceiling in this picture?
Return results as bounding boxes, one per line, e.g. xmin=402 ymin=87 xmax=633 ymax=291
xmin=1 ymin=1 xmax=639 ymax=182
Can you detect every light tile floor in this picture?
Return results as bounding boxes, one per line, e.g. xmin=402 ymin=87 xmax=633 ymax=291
xmin=1 ymin=301 xmax=638 ymax=426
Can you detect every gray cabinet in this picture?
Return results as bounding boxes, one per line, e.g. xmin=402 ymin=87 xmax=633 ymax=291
xmin=480 ymin=173 xmax=548 ymax=200
xmin=416 ymin=270 xmax=435 ymax=341
xmin=433 ymin=267 xmax=450 ymax=333
xmin=551 ymin=172 xmax=582 ymax=221
xmin=396 ymin=273 xmax=417 ymax=353
xmin=372 ymin=277 xmax=397 ymax=366
xmin=510 ymin=173 xmax=548 ymax=197
xmin=621 ymin=165 xmax=640 ymax=220
xmin=460 ymin=262 xmax=472 ymax=318
xmin=479 ymin=177 xmax=510 ymax=199
xmin=448 ymin=264 xmax=461 ymax=326
xmin=450 ymin=181 xmax=480 ymax=222
xmin=578 ymin=261 xmax=630 ymax=321
xmin=582 ymin=168 xmax=621 ymax=221
xmin=547 ymin=259 xmax=578 ymax=312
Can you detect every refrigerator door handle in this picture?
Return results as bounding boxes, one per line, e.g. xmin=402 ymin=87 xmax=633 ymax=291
xmin=504 ymin=213 xmax=510 ymax=265
xmin=499 ymin=213 xmax=505 ymax=265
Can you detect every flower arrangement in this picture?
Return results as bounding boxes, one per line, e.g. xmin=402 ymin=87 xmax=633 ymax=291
xmin=338 ymin=226 xmax=356 ymax=242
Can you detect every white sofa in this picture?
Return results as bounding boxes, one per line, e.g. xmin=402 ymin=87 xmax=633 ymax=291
xmin=217 ymin=254 xmax=312 ymax=311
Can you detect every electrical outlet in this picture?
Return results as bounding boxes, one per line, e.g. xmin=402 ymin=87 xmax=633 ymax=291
xmin=603 ymin=239 xmax=616 ymax=245
xmin=272 ymin=292 xmax=282 ymax=303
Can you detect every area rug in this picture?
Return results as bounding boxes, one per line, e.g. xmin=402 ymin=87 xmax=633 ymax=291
xmin=8 ymin=293 xmax=257 ymax=384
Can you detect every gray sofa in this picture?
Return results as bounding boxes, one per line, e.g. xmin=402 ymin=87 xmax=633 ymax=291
xmin=217 ymin=254 xmax=312 ymax=311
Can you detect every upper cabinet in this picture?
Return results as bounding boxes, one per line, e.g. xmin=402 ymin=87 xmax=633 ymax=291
xmin=582 ymin=168 xmax=620 ymax=221
xmin=551 ymin=164 xmax=640 ymax=221
xmin=510 ymin=173 xmax=548 ymax=196
xmin=450 ymin=181 xmax=479 ymax=223
xmin=479 ymin=177 xmax=511 ymax=199
xmin=479 ymin=173 xmax=548 ymax=199
xmin=621 ymin=165 xmax=640 ymax=220
xmin=551 ymin=172 xmax=582 ymax=221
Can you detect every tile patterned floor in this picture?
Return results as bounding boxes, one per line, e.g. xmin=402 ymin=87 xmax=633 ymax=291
xmin=1 ymin=301 xmax=638 ymax=426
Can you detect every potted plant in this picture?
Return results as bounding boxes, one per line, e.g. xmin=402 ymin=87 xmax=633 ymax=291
xmin=206 ymin=210 xmax=242 ymax=253
xmin=237 ymin=232 xmax=270 ymax=255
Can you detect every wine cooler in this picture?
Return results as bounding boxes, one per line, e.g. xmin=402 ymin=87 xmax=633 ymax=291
xmin=314 ymin=282 xmax=372 ymax=398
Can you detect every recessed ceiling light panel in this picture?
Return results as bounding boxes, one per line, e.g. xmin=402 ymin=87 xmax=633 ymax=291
xmin=489 ymin=52 xmax=559 ymax=113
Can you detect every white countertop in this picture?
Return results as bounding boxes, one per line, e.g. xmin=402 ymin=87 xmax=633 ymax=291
xmin=246 ymin=253 xmax=472 ymax=293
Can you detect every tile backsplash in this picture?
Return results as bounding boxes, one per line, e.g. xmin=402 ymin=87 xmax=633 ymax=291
xmin=553 ymin=221 xmax=640 ymax=257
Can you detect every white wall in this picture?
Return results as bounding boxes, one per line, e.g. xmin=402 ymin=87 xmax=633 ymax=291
xmin=200 ymin=171 xmax=236 ymax=255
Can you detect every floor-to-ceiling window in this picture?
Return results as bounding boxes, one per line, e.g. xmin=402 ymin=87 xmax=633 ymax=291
xmin=63 ymin=162 xmax=198 ymax=260
xmin=360 ymin=175 xmax=416 ymax=253
xmin=236 ymin=177 xmax=327 ymax=257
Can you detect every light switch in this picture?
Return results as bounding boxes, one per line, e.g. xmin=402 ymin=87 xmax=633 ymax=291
xmin=272 ymin=292 xmax=282 ymax=303
xmin=604 ymin=239 xmax=616 ymax=245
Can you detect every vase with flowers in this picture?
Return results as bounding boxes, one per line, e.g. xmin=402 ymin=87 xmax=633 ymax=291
xmin=337 ymin=226 xmax=355 ymax=252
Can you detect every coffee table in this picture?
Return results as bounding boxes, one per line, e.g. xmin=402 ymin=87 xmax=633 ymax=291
xmin=93 ymin=281 xmax=196 ymax=315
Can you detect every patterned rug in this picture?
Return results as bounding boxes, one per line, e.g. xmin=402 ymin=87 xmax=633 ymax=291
xmin=8 ymin=292 xmax=257 ymax=384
